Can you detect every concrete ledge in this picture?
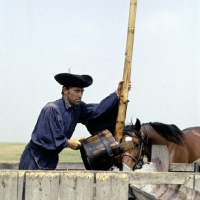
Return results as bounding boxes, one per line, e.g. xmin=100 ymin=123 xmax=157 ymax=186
xmin=0 ymin=162 xmax=19 ymax=169
xmin=0 ymin=162 xmax=85 ymax=170
xmin=56 ymin=162 xmax=85 ymax=170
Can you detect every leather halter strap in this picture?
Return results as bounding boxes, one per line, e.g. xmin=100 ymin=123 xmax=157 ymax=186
xmin=121 ymin=152 xmax=138 ymax=163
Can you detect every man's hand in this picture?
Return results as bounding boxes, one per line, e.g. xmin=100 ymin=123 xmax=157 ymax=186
xmin=67 ymin=137 xmax=84 ymax=150
xmin=115 ymin=80 xmax=131 ymax=98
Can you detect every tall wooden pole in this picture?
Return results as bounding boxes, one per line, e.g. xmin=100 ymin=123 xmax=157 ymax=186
xmin=114 ymin=0 xmax=137 ymax=141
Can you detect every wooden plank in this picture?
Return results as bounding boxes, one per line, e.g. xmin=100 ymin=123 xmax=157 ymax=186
xmin=157 ymin=184 xmax=180 ymax=199
xmin=151 ymin=145 xmax=169 ymax=172
xmin=17 ymin=171 xmax=25 ymax=200
xmin=126 ymin=171 xmax=194 ymax=185
xmin=0 ymin=161 xmax=196 ymax=171
xmin=0 ymin=171 xmax=18 ymax=200
xmin=169 ymin=163 xmax=194 ymax=172
xmin=194 ymin=174 xmax=200 ymax=192
xmin=95 ymin=172 xmax=129 ymax=200
xmin=25 ymin=171 xmax=60 ymax=200
xmin=130 ymin=185 xmax=157 ymax=200
xmin=173 ymin=185 xmax=200 ymax=199
xmin=60 ymin=171 xmax=94 ymax=200
xmin=183 ymin=174 xmax=194 ymax=189
xmin=0 ymin=161 xmax=198 ymax=172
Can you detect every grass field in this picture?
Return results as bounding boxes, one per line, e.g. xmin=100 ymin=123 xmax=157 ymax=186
xmin=0 ymin=143 xmax=83 ymax=162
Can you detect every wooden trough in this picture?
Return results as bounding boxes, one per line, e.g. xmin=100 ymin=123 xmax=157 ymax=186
xmin=129 ymin=145 xmax=200 ymax=200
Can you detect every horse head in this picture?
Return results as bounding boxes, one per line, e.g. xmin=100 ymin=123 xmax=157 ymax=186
xmin=121 ymin=118 xmax=148 ymax=171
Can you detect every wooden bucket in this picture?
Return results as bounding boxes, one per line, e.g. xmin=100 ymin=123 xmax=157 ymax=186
xmin=80 ymin=129 xmax=133 ymax=170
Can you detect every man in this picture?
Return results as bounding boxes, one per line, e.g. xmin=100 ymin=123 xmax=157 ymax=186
xmin=19 ymin=73 xmax=128 ymax=170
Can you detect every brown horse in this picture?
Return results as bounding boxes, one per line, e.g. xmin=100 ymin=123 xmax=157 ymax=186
xmin=121 ymin=118 xmax=200 ymax=171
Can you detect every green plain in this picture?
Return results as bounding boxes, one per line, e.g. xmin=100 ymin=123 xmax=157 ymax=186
xmin=0 ymin=143 xmax=82 ymax=162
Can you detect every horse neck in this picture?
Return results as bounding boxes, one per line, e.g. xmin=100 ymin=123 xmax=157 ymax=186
xmin=141 ymin=124 xmax=171 ymax=162
xmin=141 ymin=124 xmax=171 ymax=147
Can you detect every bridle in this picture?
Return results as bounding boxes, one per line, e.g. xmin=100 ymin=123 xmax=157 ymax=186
xmin=121 ymin=125 xmax=149 ymax=170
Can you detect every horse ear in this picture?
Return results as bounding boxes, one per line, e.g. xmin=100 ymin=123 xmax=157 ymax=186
xmin=135 ymin=118 xmax=141 ymax=131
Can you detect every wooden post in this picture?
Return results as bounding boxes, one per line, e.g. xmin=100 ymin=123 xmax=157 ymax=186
xmin=114 ymin=0 xmax=137 ymax=141
xmin=151 ymin=145 xmax=170 ymax=172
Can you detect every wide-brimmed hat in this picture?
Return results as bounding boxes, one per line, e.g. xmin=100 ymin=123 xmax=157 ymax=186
xmin=54 ymin=73 xmax=93 ymax=88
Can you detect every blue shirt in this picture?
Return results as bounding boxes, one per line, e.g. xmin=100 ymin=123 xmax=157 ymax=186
xmin=27 ymin=92 xmax=119 ymax=169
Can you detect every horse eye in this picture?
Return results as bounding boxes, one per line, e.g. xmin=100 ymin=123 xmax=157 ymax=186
xmin=134 ymin=143 xmax=139 ymax=148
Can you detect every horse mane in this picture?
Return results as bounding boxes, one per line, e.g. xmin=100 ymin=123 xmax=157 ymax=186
xmin=143 ymin=122 xmax=183 ymax=145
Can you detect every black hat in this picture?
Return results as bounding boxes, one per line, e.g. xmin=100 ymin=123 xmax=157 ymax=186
xmin=54 ymin=73 xmax=93 ymax=88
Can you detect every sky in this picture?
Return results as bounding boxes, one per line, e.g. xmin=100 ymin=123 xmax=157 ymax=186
xmin=0 ymin=0 xmax=199 ymax=143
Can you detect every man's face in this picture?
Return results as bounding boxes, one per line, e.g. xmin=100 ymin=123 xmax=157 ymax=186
xmin=64 ymin=87 xmax=84 ymax=106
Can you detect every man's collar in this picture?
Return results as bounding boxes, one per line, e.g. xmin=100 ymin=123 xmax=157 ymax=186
xmin=62 ymin=97 xmax=77 ymax=110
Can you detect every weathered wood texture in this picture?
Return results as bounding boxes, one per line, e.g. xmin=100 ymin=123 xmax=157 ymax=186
xmin=25 ymin=172 xmax=60 ymax=200
xmin=151 ymin=145 xmax=169 ymax=172
xmin=60 ymin=171 xmax=94 ymax=200
xmin=130 ymin=145 xmax=200 ymax=199
xmin=176 ymin=185 xmax=200 ymax=199
xmin=18 ymin=171 xmax=25 ymax=200
xmin=114 ymin=0 xmax=137 ymax=141
xmin=0 ymin=171 xmax=18 ymax=200
xmin=1 ymin=170 xmax=200 ymax=199
xmin=0 ymin=161 xmax=196 ymax=172
xmin=1 ymin=145 xmax=200 ymax=199
xmin=80 ymin=129 xmax=117 ymax=170
xmin=95 ymin=172 xmax=129 ymax=200
xmin=128 ymin=171 xmax=194 ymax=185
xmin=170 ymin=163 xmax=194 ymax=172
xmin=80 ymin=129 xmax=134 ymax=170
xmin=131 ymin=184 xmax=200 ymax=200
xmin=130 ymin=186 xmax=157 ymax=200
xmin=194 ymin=174 xmax=200 ymax=191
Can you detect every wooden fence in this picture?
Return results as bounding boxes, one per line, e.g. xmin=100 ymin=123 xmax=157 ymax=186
xmin=1 ymin=169 xmax=200 ymax=200
xmin=0 ymin=170 xmax=130 ymax=200
xmin=1 ymin=145 xmax=200 ymax=200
